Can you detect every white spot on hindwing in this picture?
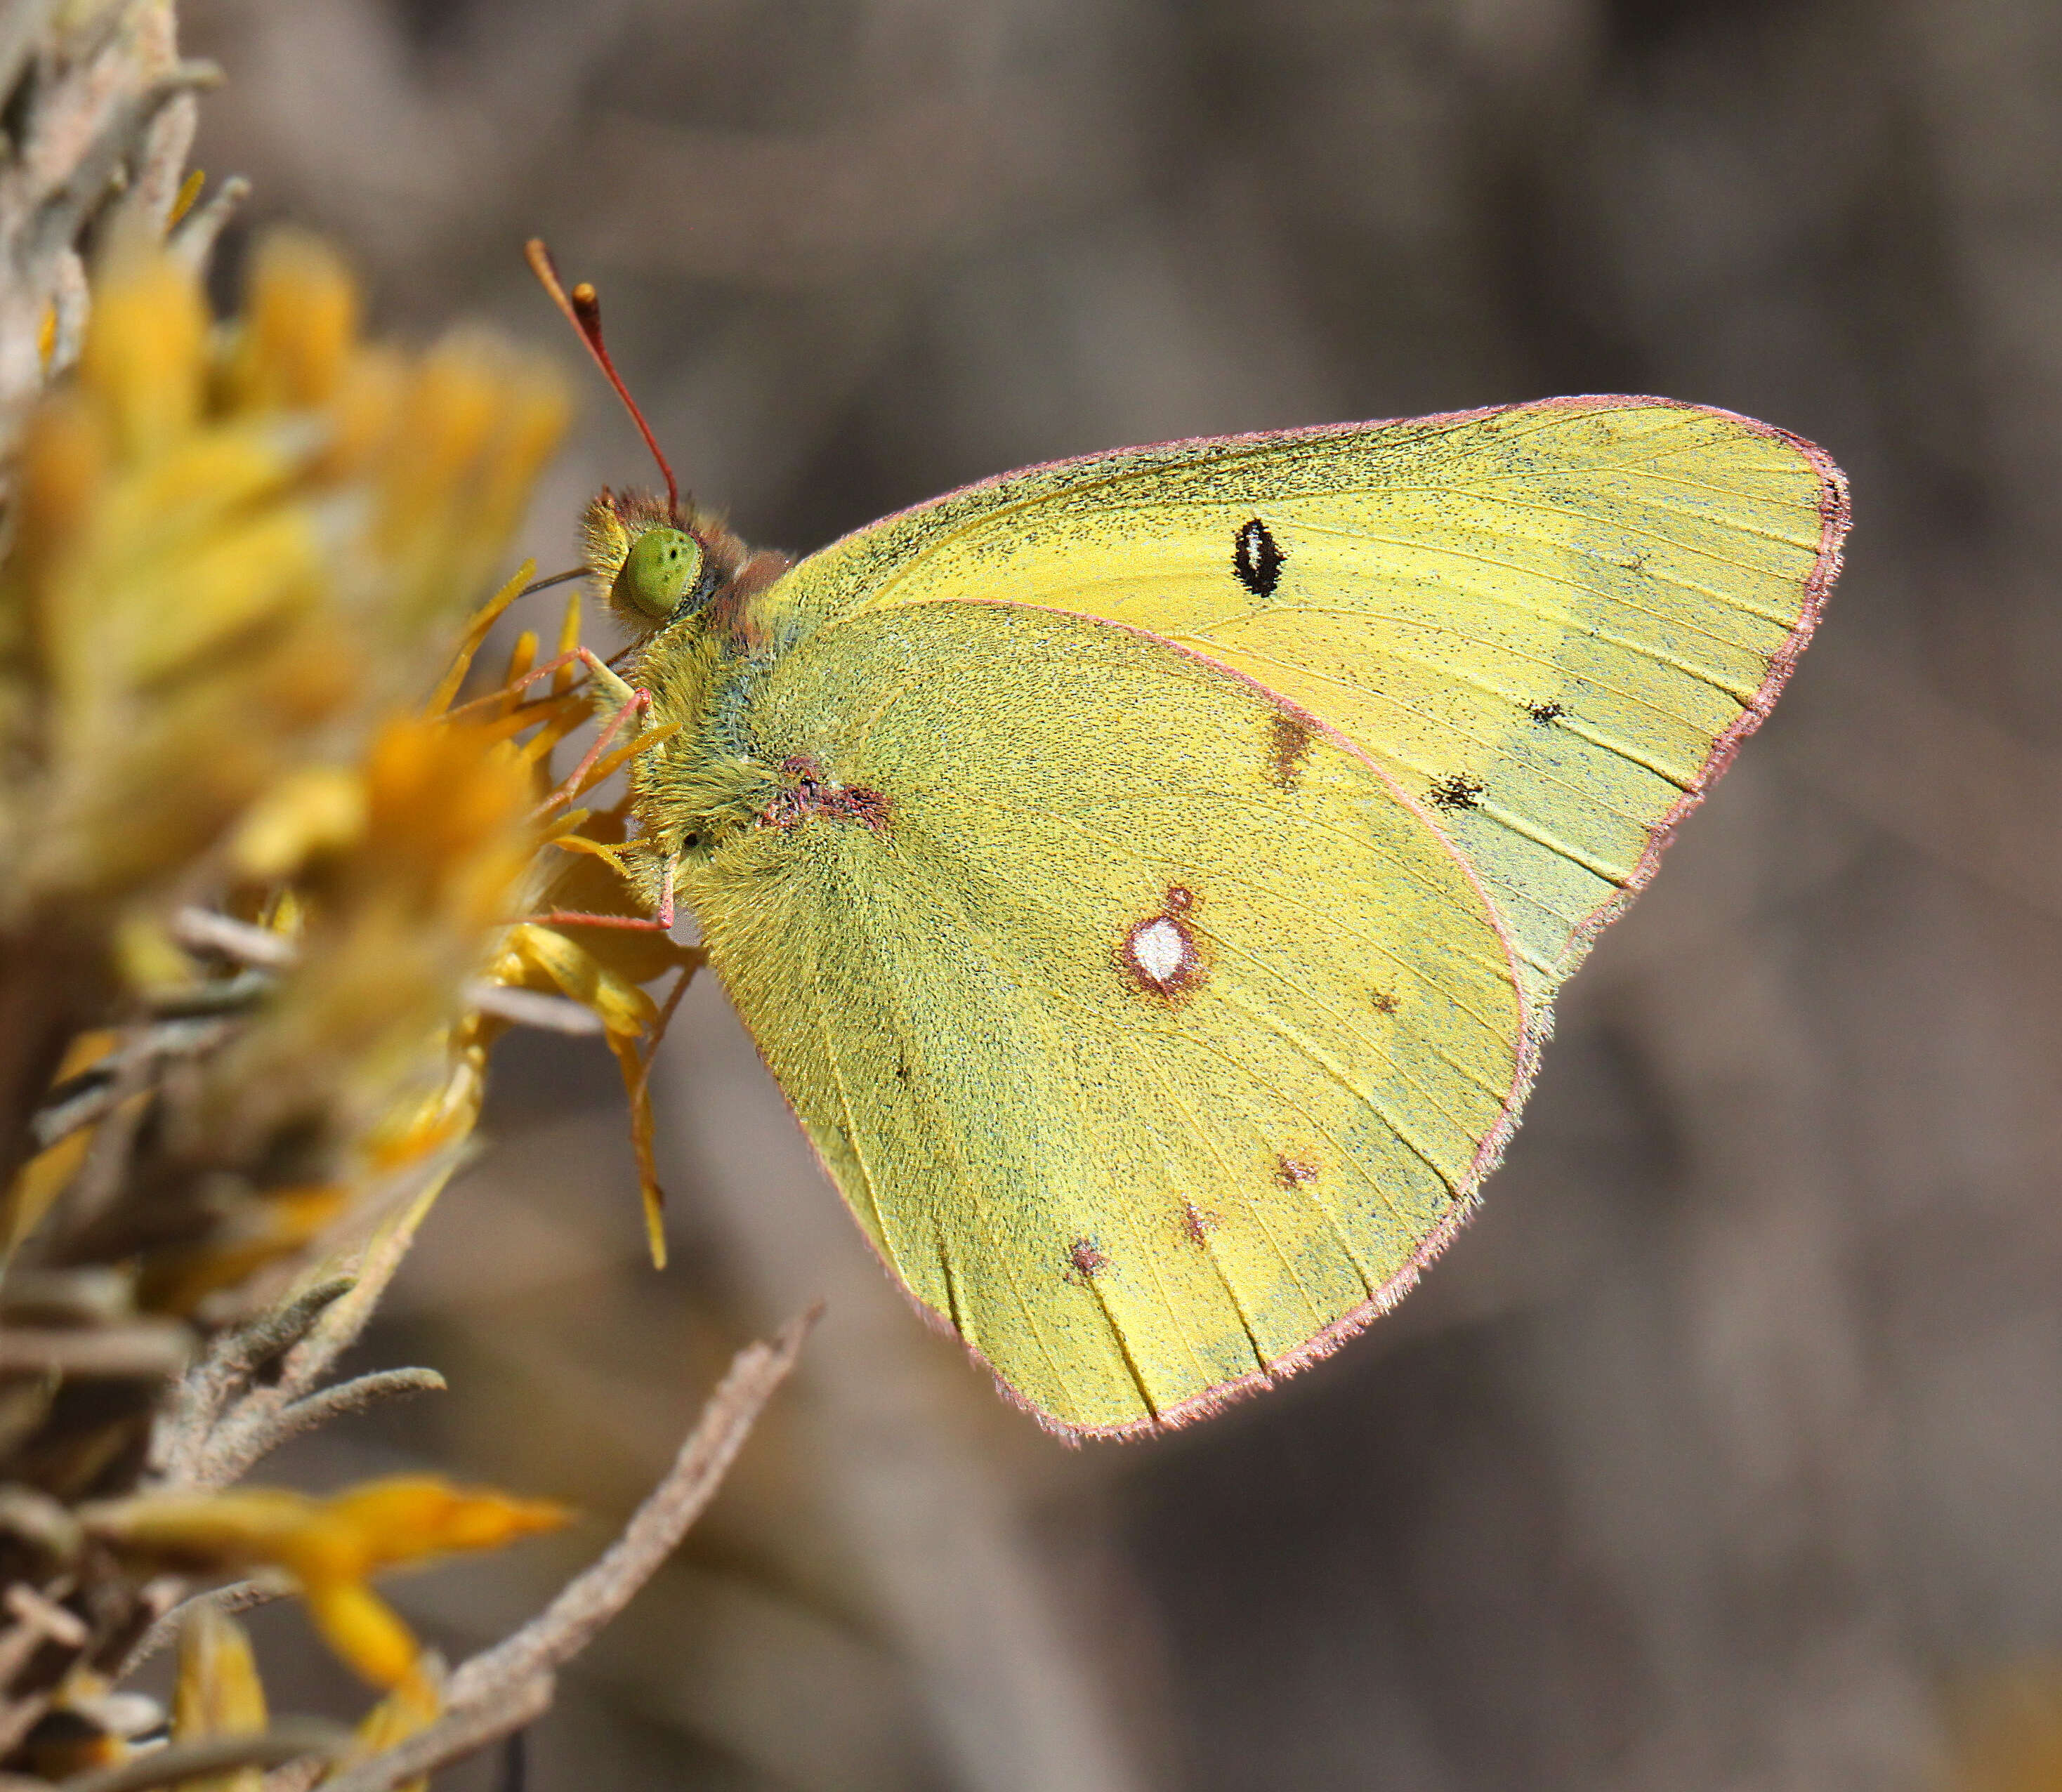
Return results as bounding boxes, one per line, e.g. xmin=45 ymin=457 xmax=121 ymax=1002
xmin=1120 ymin=886 xmax=1204 ymax=998
xmin=1132 ymin=918 xmax=1186 ymax=984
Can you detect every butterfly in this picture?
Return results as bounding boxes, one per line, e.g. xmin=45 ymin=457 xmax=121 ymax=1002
xmin=528 ymin=246 xmax=1848 ymax=1442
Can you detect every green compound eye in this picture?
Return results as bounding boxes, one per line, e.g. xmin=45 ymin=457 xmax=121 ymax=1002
xmin=612 ymin=527 xmax=706 ymax=620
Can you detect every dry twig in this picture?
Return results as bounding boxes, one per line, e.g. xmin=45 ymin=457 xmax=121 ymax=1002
xmin=150 ymin=1282 xmax=355 ymax=1485
xmin=314 ymin=1313 xmax=814 ymax=1792
xmin=0 ymin=1326 xmax=190 ymax=1378
xmin=56 ymin=1720 xmax=350 ymax=1792
xmin=1 ymin=1588 xmax=81 ymax=1652
xmin=155 ymin=1157 xmax=464 ymax=1489
xmin=122 ymin=1574 xmax=293 ymax=1677
xmin=256 ymin=1369 xmax=449 ymax=1455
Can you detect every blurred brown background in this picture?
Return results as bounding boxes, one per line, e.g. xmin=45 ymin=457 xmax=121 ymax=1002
xmin=166 ymin=1 xmax=2062 ymax=1786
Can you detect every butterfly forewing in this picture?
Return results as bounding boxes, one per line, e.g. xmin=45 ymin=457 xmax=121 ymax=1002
xmin=785 ymin=398 xmax=1844 ymax=1007
xmin=684 ymin=604 xmax=1525 ymax=1437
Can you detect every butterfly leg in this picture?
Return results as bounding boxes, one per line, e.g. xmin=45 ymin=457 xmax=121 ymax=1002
xmin=443 ymin=645 xmax=638 ymax=723
xmin=531 ymin=681 xmax=654 ymax=819
xmin=531 ymin=855 xmax=676 ymax=933
xmin=481 ymin=643 xmax=674 ymax=930
xmin=575 ymin=647 xmax=641 ymax=719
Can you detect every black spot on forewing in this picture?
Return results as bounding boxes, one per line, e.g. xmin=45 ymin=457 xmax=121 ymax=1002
xmin=1428 ymin=773 xmax=1485 ymax=811
xmin=1233 ymin=517 xmax=1285 ymax=598
xmin=1525 ymin=700 xmax=1564 ymax=725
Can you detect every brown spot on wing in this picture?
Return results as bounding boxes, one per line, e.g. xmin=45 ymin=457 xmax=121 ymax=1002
xmin=1068 ymin=1237 xmax=1108 ymax=1281
xmin=760 ymin=754 xmax=891 ymax=832
xmin=1266 ymin=712 xmax=1313 ymax=792
xmin=1180 ymin=1200 xmax=1220 ymax=1244
xmin=1371 ymin=990 xmax=1399 ymax=1015
xmin=1273 ymin=1155 xmax=1318 ymax=1190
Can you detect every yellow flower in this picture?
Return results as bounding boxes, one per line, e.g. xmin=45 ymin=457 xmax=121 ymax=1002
xmin=0 ymin=237 xmax=566 ymax=921
xmin=86 ymin=1478 xmax=570 ymax=1687
xmin=344 ymin=1649 xmax=445 ymax=1792
xmin=172 ymin=1603 xmax=268 ymax=1792
xmin=0 ymin=232 xmax=579 ymax=1307
xmin=0 ymin=163 xmax=727 ymax=1792
xmin=5 ymin=220 xmax=691 ymax=1369
xmin=1944 ymin=1661 xmax=2062 ymax=1791
xmin=195 ymin=715 xmax=540 ymax=1166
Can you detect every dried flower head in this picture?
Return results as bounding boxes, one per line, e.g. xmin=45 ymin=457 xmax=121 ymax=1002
xmin=0 ymin=27 xmax=794 ymax=1769
xmin=1 ymin=237 xmax=570 ymax=1251
xmin=0 ymin=220 xmax=690 ymax=1718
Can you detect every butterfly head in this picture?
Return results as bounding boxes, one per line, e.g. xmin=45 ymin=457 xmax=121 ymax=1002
xmin=617 ymin=527 xmax=702 ymax=620
xmin=579 ymin=485 xmax=789 ymax=642
xmin=582 ymin=485 xmax=718 ymax=631
xmin=527 ymin=242 xmax=794 ymax=646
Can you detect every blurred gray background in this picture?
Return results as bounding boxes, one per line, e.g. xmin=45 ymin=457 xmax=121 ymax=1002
xmin=173 ymin=1 xmax=2062 ymax=1787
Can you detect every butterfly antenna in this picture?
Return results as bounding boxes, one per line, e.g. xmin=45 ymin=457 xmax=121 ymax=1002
xmin=525 ymin=237 xmax=682 ymax=524
xmin=518 ymin=566 xmax=588 ymax=598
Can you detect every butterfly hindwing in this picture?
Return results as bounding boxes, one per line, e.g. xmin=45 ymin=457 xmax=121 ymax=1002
xmin=682 ymin=603 xmax=1525 ymax=1437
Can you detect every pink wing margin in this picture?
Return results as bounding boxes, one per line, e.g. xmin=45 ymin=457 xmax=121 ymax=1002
xmin=1525 ymin=400 xmax=1851 ymax=975
xmin=794 ymin=395 xmax=1851 ymax=1444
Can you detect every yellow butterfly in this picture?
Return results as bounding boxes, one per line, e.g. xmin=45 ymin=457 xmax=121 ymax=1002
xmin=531 ymin=246 xmax=1847 ymax=1442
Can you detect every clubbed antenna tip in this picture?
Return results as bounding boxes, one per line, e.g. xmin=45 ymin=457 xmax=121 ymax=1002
xmin=525 ymin=237 xmax=681 ymax=525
